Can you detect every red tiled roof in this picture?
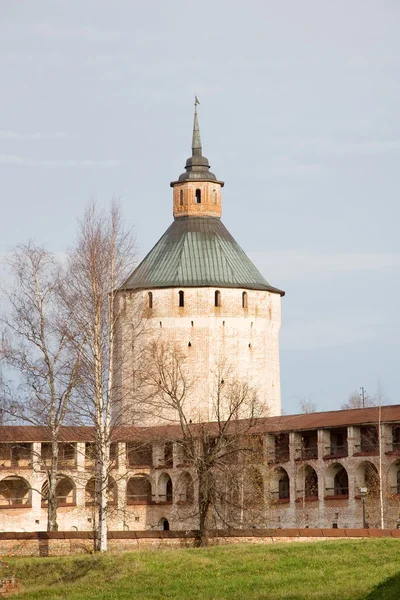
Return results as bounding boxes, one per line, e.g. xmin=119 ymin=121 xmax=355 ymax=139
xmin=1 ymin=405 xmax=399 ymax=442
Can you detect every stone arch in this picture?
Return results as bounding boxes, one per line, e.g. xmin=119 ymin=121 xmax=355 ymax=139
xmin=127 ymin=474 xmax=152 ymax=505
xmin=325 ymin=462 xmax=349 ymax=497
xmin=158 ymin=472 xmax=173 ymax=503
xmin=85 ymin=476 xmax=117 ymax=506
xmin=388 ymin=460 xmax=400 ymax=495
xmin=176 ymin=471 xmax=194 ymax=504
xmin=0 ymin=475 xmax=31 ymax=507
xmin=159 ymin=517 xmax=170 ymax=530
xmin=271 ymin=467 xmax=290 ymax=501
xmin=41 ymin=475 xmax=76 ymax=505
xmin=356 ymin=461 xmax=380 ymax=495
xmin=296 ymin=465 xmax=318 ymax=500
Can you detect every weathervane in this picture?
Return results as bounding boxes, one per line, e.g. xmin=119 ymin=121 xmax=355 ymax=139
xmin=194 ymin=95 xmax=200 ymax=106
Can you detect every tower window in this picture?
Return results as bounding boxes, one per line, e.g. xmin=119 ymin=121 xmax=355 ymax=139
xmin=179 ymin=290 xmax=184 ymax=307
xmin=179 ymin=190 xmax=184 ymax=206
xmin=195 ymin=189 xmax=201 ymax=204
xmin=242 ymin=291 xmax=248 ymax=309
xmin=214 ymin=290 xmax=221 ymax=307
xmin=148 ymin=291 xmax=153 ymax=309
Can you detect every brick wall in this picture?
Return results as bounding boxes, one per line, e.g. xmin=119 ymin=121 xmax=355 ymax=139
xmin=120 ymin=286 xmax=282 ymax=425
xmin=0 ymin=529 xmax=399 ymax=557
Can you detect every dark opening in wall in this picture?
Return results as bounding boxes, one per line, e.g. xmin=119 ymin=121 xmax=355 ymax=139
xmin=242 ymin=291 xmax=248 ymax=309
xmin=148 ymin=291 xmax=153 ymax=309
xmin=179 ymin=290 xmax=184 ymax=307
xmin=195 ymin=189 xmax=201 ymax=204
xmin=180 ymin=189 xmax=184 ymax=206
xmin=215 ymin=290 xmax=221 ymax=307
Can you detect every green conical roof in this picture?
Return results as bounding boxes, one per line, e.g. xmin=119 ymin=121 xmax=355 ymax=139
xmin=122 ymin=216 xmax=285 ymax=295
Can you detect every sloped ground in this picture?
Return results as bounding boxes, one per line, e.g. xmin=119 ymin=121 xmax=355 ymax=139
xmin=5 ymin=539 xmax=400 ymax=599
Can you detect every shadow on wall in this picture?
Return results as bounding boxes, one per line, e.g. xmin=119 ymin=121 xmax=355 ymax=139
xmin=366 ymin=571 xmax=400 ymax=599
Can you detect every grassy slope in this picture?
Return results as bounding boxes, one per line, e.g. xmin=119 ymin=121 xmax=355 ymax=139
xmin=5 ymin=539 xmax=400 ymax=600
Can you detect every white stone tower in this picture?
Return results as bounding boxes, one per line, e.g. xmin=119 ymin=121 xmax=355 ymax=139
xmin=119 ymin=103 xmax=285 ymax=423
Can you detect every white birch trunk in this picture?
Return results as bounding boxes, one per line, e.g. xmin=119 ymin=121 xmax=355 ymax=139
xmin=378 ymin=405 xmax=385 ymax=529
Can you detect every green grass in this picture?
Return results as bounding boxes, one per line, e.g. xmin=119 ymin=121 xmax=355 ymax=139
xmin=4 ymin=539 xmax=400 ymax=599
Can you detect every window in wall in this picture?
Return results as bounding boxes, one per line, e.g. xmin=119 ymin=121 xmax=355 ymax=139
xmin=393 ymin=426 xmax=400 ymax=451
xmin=166 ymin=478 xmax=173 ymax=503
xmin=213 ymin=189 xmax=217 ymax=204
xmin=179 ymin=290 xmax=184 ymax=307
xmin=179 ymin=189 xmax=184 ymax=206
xmin=333 ymin=467 xmax=349 ymax=496
xmin=304 ymin=468 xmax=318 ymax=498
xmin=242 ymin=291 xmax=248 ymax=309
xmin=195 ymin=189 xmax=201 ymax=204
xmin=148 ymin=291 xmax=153 ymax=309
xmin=278 ymin=473 xmax=290 ymax=499
xmin=215 ymin=290 xmax=221 ymax=307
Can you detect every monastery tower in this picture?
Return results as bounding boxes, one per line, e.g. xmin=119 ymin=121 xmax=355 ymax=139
xmin=118 ymin=104 xmax=285 ymax=423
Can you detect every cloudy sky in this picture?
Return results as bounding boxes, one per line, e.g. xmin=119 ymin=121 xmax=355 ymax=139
xmin=0 ymin=1 xmax=399 ymax=414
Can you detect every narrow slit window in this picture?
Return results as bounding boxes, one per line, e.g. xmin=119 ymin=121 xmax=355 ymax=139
xmin=148 ymin=291 xmax=153 ymax=309
xmin=179 ymin=189 xmax=184 ymax=206
xmin=214 ymin=290 xmax=221 ymax=307
xmin=242 ymin=291 xmax=248 ymax=309
xmin=213 ymin=189 xmax=217 ymax=204
xmin=179 ymin=290 xmax=184 ymax=307
xmin=195 ymin=189 xmax=201 ymax=204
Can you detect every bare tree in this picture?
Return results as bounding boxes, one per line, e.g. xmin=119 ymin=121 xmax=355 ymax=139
xmin=0 ymin=242 xmax=83 ymax=530
xmin=341 ymin=389 xmax=374 ymax=410
xmin=66 ymin=201 xmax=136 ymax=552
xmin=298 ymin=396 xmax=317 ymax=414
xmin=141 ymin=341 xmax=267 ymax=546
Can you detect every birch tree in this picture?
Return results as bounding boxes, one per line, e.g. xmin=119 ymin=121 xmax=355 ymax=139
xmin=0 ymin=243 xmax=82 ymax=531
xmin=67 ymin=201 xmax=136 ymax=552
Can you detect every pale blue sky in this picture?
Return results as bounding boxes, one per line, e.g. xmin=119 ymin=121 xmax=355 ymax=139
xmin=1 ymin=1 xmax=399 ymax=413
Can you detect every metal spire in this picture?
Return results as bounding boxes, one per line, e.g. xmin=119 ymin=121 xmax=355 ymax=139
xmin=192 ymin=96 xmax=202 ymax=157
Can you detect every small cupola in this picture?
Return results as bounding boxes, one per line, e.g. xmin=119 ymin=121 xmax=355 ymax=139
xmin=171 ymin=99 xmax=224 ymax=219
